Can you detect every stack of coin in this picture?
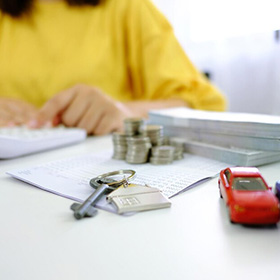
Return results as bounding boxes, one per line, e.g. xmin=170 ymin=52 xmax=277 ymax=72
xmin=112 ymin=132 xmax=128 ymax=160
xmin=124 ymin=118 xmax=144 ymax=136
xmin=141 ymin=124 xmax=164 ymax=146
xmin=150 ymin=145 xmax=175 ymax=165
xmin=126 ymin=136 xmax=152 ymax=164
xmin=169 ymin=137 xmax=185 ymax=160
xmin=112 ymin=118 xmax=184 ymax=164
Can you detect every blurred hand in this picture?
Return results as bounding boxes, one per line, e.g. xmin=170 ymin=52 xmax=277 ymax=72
xmin=31 ymin=84 xmax=134 ymax=135
xmin=0 ymin=97 xmax=38 ymax=127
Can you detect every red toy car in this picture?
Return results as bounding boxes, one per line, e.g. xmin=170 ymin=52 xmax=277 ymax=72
xmin=218 ymin=167 xmax=280 ymax=225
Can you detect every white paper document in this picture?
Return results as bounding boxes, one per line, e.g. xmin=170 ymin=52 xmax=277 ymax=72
xmin=7 ymin=150 xmax=228 ymax=212
xmin=149 ymin=107 xmax=280 ymax=138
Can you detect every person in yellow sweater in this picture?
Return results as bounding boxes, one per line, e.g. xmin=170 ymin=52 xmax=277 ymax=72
xmin=0 ymin=0 xmax=226 ymax=134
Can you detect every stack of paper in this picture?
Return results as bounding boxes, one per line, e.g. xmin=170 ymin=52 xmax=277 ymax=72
xmin=148 ymin=107 xmax=280 ymax=166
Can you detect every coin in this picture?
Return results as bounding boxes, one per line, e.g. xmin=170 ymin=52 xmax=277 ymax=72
xmin=140 ymin=124 xmax=164 ymax=146
xmin=112 ymin=132 xmax=127 ymax=160
xmin=126 ymin=136 xmax=151 ymax=164
xmin=124 ymin=118 xmax=144 ymax=136
xmin=169 ymin=137 xmax=185 ymax=160
xmin=150 ymin=145 xmax=175 ymax=165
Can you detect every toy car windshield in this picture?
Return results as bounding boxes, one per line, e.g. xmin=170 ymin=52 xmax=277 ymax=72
xmin=232 ymin=177 xmax=267 ymax=191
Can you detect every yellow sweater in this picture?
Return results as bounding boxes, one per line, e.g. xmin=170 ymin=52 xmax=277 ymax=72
xmin=0 ymin=0 xmax=226 ymax=110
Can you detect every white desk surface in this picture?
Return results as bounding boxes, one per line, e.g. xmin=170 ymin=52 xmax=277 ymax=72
xmin=1 ymin=136 xmax=280 ymax=280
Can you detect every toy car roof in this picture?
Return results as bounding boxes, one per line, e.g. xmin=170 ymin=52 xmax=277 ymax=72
xmin=226 ymin=167 xmax=260 ymax=177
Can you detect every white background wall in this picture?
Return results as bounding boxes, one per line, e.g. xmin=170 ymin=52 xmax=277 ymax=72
xmin=152 ymin=0 xmax=280 ymax=114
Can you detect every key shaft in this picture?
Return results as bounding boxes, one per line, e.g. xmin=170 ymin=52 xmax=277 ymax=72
xmin=71 ymin=184 xmax=108 ymax=220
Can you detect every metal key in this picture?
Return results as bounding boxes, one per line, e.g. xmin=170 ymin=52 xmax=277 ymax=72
xmin=70 ymin=177 xmax=127 ymax=220
xmin=71 ymin=183 xmax=112 ymax=220
xmin=70 ymin=169 xmax=136 ymax=220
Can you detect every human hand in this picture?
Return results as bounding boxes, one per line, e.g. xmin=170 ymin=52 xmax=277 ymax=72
xmin=31 ymin=84 xmax=134 ymax=135
xmin=0 ymin=97 xmax=38 ymax=127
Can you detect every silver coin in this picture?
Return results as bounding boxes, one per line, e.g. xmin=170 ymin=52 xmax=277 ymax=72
xmin=149 ymin=156 xmax=173 ymax=165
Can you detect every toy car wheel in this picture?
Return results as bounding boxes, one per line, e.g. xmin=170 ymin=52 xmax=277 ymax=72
xmin=229 ymin=208 xmax=235 ymax=224
xmin=218 ymin=181 xmax=223 ymax=198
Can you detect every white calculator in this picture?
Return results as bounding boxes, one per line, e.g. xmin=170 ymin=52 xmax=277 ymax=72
xmin=0 ymin=126 xmax=87 ymax=159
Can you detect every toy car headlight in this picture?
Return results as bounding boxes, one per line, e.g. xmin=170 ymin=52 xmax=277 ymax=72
xmin=234 ymin=205 xmax=245 ymax=212
xmin=271 ymin=206 xmax=279 ymax=212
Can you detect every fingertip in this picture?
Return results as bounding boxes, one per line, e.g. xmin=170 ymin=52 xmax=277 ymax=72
xmin=27 ymin=119 xmax=39 ymax=128
xmin=52 ymin=115 xmax=62 ymax=126
xmin=44 ymin=121 xmax=55 ymax=128
xmin=7 ymin=121 xmax=16 ymax=128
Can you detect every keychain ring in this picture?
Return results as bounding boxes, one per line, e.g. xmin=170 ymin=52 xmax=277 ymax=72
xmin=89 ymin=169 xmax=136 ymax=191
xmin=96 ymin=169 xmax=136 ymax=185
